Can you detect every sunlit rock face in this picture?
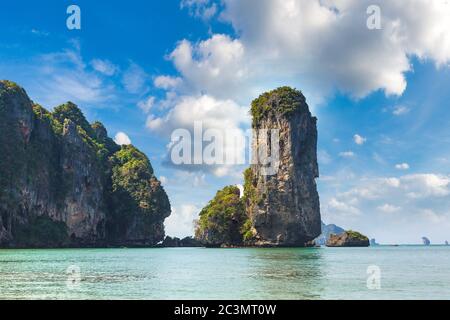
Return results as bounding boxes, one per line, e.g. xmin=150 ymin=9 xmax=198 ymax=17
xmin=0 ymin=80 xmax=170 ymax=248
xmin=245 ymin=87 xmax=321 ymax=247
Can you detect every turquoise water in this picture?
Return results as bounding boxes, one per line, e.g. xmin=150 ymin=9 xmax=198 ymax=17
xmin=0 ymin=246 xmax=449 ymax=300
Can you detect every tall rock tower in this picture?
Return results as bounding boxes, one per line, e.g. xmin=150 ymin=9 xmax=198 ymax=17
xmin=245 ymin=87 xmax=321 ymax=246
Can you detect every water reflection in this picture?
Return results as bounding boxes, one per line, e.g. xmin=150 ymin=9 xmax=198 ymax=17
xmin=247 ymin=248 xmax=326 ymax=299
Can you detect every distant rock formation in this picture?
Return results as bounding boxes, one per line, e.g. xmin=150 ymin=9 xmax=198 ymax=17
xmin=326 ymin=231 xmax=370 ymax=247
xmin=314 ymin=222 xmax=345 ymax=246
xmin=370 ymin=238 xmax=379 ymax=246
xmin=0 ymin=80 xmax=171 ymax=248
xmin=161 ymin=236 xmax=202 ymax=247
xmin=445 ymin=241 xmax=449 ymax=246
xmin=422 ymin=237 xmax=431 ymax=246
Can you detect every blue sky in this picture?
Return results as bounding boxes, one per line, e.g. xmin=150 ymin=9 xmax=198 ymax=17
xmin=1 ymin=0 xmax=450 ymax=244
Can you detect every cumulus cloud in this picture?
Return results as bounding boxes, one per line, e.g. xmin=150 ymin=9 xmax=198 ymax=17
xmin=395 ymin=163 xmax=410 ymax=170
xmin=159 ymin=0 xmax=450 ymax=105
xmin=219 ymin=0 xmax=450 ymax=98
xmin=164 ymin=204 xmax=200 ymax=237
xmin=146 ymin=94 xmax=250 ymax=176
xmin=154 ymin=75 xmax=182 ymax=90
xmin=159 ymin=176 xmax=169 ymax=185
xmin=353 ymin=134 xmax=367 ymax=145
xmin=114 ymin=132 xmax=132 ymax=145
xmin=166 ymin=35 xmax=248 ymax=101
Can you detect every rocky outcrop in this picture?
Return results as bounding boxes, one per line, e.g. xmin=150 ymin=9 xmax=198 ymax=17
xmin=194 ymin=87 xmax=321 ymax=247
xmin=0 ymin=80 xmax=170 ymax=248
xmin=244 ymin=87 xmax=321 ymax=246
xmin=161 ymin=236 xmax=202 ymax=247
xmin=370 ymin=238 xmax=379 ymax=246
xmin=422 ymin=237 xmax=431 ymax=246
xmin=326 ymin=231 xmax=370 ymax=247
xmin=314 ymin=222 xmax=345 ymax=246
xmin=195 ymin=186 xmax=249 ymax=247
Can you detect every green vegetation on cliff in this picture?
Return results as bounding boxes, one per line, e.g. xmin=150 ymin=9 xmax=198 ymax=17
xmin=195 ymin=186 xmax=250 ymax=246
xmin=345 ymin=230 xmax=369 ymax=241
xmin=0 ymin=80 xmax=170 ymax=248
xmin=250 ymin=86 xmax=305 ymax=127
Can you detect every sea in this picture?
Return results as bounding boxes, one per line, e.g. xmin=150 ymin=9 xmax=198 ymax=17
xmin=0 ymin=246 xmax=449 ymax=300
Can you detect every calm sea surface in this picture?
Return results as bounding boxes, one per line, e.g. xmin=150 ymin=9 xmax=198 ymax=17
xmin=0 ymin=246 xmax=449 ymax=300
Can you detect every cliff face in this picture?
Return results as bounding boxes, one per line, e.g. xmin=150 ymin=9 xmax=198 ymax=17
xmin=0 ymin=80 xmax=170 ymax=247
xmin=194 ymin=87 xmax=321 ymax=247
xmin=245 ymin=87 xmax=321 ymax=246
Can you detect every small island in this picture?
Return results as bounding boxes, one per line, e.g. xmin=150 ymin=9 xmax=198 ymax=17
xmin=326 ymin=231 xmax=370 ymax=247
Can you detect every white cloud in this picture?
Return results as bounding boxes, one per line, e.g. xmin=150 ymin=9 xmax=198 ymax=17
xmin=168 ymin=35 xmax=248 ymax=101
xmin=219 ymin=0 xmax=450 ymax=98
xmin=15 ymin=47 xmax=117 ymax=108
xmin=114 ymin=132 xmax=132 ymax=145
xmin=181 ymin=0 xmax=218 ymax=20
xmin=401 ymin=174 xmax=450 ymax=198
xmin=159 ymin=176 xmax=169 ymax=185
xmin=236 ymin=184 xmax=244 ymax=198
xmin=138 ymin=96 xmax=155 ymax=114
xmin=154 ymin=75 xmax=182 ymax=90
xmin=378 ymin=203 xmax=401 ymax=213
xmin=393 ymin=105 xmax=410 ymax=116
xmin=146 ymin=94 xmax=250 ymax=176
xmin=91 ymin=59 xmax=118 ymax=76
xmin=339 ymin=151 xmax=355 ymax=158
xmin=164 ymin=204 xmax=200 ymax=237
xmin=122 ymin=63 xmax=148 ymax=94
xmin=328 ymin=197 xmax=361 ymax=216
xmin=353 ymin=134 xmax=367 ymax=145
xmin=320 ymin=173 xmax=450 ymax=242
xmin=395 ymin=163 xmax=410 ymax=170
xmin=158 ymin=0 xmax=450 ymax=106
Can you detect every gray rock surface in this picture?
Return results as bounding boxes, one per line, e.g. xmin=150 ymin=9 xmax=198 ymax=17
xmin=0 ymin=80 xmax=170 ymax=247
xmin=245 ymin=87 xmax=321 ymax=246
